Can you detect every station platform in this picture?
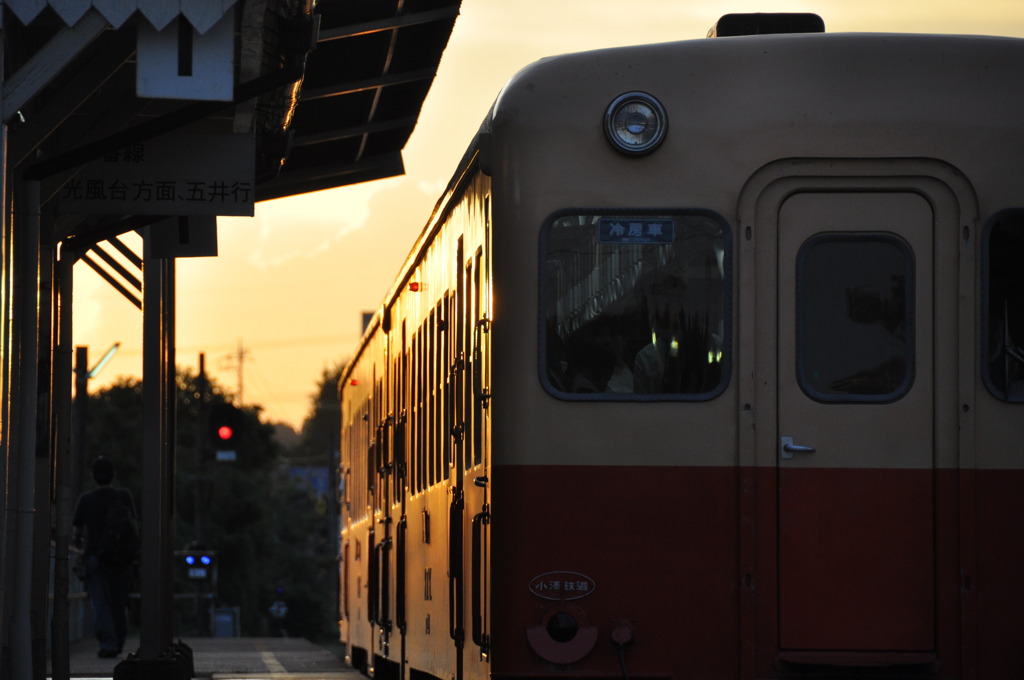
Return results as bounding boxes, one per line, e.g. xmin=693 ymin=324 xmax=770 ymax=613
xmin=55 ymin=636 xmax=361 ymax=679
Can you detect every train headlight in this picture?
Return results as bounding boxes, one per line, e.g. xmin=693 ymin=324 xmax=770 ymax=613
xmin=604 ymin=92 xmax=668 ymax=155
xmin=546 ymin=611 xmax=579 ymax=642
xmin=527 ymin=606 xmax=599 ymax=664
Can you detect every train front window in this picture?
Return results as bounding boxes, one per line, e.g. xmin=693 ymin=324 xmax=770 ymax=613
xmin=541 ymin=211 xmax=729 ymax=400
xmin=983 ymin=213 xmax=1024 ymax=402
xmin=796 ymin=233 xmax=914 ymax=402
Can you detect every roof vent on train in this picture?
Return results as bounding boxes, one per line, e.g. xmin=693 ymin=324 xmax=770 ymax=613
xmin=707 ymin=12 xmax=824 ymax=37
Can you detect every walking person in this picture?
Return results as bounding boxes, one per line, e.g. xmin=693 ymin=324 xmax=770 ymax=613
xmin=73 ymin=457 xmax=139 ymax=658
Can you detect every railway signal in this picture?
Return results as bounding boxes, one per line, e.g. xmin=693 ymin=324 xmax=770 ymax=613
xmin=208 ymin=403 xmax=239 ymax=461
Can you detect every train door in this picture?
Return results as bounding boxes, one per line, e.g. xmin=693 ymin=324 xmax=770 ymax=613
xmin=775 ymin=191 xmax=938 ymax=660
xmin=742 ymin=163 xmax=969 ymax=674
xmin=464 ymin=245 xmax=490 ymax=674
xmin=395 ymin=322 xmax=409 ymax=678
xmin=372 ymin=322 xmax=404 ymax=678
xmin=449 ymin=233 xmax=492 ymax=680
xmin=372 ymin=370 xmax=394 ymax=666
xmin=448 ymin=239 xmax=467 ymax=680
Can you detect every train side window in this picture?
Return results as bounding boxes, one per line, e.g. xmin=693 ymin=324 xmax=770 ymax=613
xmin=796 ymin=233 xmax=914 ymax=402
xmin=429 ymin=306 xmax=438 ymax=486
xmin=414 ymin=323 xmax=426 ymax=493
xmin=983 ymin=212 xmax=1024 ymax=401
xmin=540 ymin=211 xmax=730 ymax=400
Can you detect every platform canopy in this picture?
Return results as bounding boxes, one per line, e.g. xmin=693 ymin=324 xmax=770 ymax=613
xmin=261 ymin=0 xmax=463 ymax=199
xmin=1 ymin=0 xmax=240 ymax=33
xmin=1 ymin=0 xmax=461 ymax=210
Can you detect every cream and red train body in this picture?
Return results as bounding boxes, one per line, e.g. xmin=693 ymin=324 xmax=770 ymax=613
xmin=339 ymin=14 xmax=1024 ymax=680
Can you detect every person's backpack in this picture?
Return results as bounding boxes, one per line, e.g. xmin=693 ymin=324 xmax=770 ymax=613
xmin=97 ymin=490 xmax=140 ymax=566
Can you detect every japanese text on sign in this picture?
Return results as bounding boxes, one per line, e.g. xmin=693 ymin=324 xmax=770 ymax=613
xmin=58 ymin=133 xmax=255 ymax=217
xmin=60 ymin=177 xmax=253 ymax=205
xmin=598 ymin=217 xmax=676 ymax=244
xmin=528 ymin=571 xmax=596 ymax=601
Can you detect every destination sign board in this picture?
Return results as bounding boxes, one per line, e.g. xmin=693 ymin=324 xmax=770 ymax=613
xmin=58 ymin=132 xmax=255 ymax=216
xmin=598 ymin=217 xmax=675 ymax=244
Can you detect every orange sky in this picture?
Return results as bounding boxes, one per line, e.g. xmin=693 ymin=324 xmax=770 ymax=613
xmin=72 ymin=1 xmax=1024 ymax=430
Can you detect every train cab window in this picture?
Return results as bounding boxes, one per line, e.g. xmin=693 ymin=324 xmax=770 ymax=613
xmin=541 ymin=211 xmax=729 ymax=400
xmin=983 ymin=213 xmax=1024 ymax=401
xmin=796 ymin=233 xmax=914 ymax=402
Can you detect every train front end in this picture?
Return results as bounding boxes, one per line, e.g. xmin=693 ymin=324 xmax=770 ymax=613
xmin=483 ymin=17 xmax=1024 ymax=680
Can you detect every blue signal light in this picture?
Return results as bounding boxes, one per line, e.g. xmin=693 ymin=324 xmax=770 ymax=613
xmin=201 ymin=555 xmax=212 ymax=565
xmin=185 ymin=555 xmax=195 ymax=565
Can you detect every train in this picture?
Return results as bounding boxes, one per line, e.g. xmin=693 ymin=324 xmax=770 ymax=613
xmin=337 ymin=13 xmax=1024 ymax=680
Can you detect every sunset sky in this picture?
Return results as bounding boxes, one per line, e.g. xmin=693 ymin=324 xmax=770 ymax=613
xmin=72 ymin=1 xmax=1024 ymax=431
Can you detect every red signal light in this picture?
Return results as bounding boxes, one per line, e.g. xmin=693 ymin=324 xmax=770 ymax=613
xmin=217 ymin=425 xmax=233 ymax=441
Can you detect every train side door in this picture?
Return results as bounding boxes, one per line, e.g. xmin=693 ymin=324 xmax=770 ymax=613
xmin=373 ymin=373 xmax=394 ymax=661
xmin=452 ymin=234 xmax=492 ymax=680
xmin=464 ymin=246 xmax=491 ymax=672
xmin=395 ymin=322 xmax=409 ymax=675
xmin=773 ymin=190 xmax=947 ymax=663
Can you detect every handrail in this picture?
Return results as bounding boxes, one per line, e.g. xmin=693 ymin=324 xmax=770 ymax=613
xmin=471 ymin=508 xmax=490 ymax=653
xmin=448 ymin=489 xmax=464 ymax=645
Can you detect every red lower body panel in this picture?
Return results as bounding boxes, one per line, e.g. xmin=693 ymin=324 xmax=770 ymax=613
xmin=975 ymin=470 xmax=1024 ymax=679
xmin=488 ymin=464 xmax=1024 ymax=680
xmin=492 ymin=464 xmax=741 ymax=680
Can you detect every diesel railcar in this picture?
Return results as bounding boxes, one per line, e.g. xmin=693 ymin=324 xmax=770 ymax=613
xmin=339 ymin=13 xmax=1024 ymax=680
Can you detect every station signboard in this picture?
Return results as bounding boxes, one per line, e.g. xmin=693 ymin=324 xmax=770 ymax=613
xmin=58 ymin=132 xmax=255 ymax=216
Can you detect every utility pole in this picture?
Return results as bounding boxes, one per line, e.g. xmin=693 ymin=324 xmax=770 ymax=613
xmin=221 ymin=339 xmax=248 ymax=404
xmin=236 ymin=339 xmax=246 ymax=403
xmin=196 ymin=353 xmax=207 ymax=544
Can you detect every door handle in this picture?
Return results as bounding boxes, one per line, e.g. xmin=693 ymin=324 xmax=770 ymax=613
xmin=780 ymin=436 xmax=816 ymax=460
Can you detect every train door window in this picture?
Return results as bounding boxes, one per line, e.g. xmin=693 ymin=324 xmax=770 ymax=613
xmin=366 ymin=419 xmax=375 ymax=512
xmin=434 ymin=299 xmax=445 ymax=485
xmin=375 ymin=378 xmax=387 ymax=512
xmin=446 ymin=290 xmax=456 ymax=474
xmin=796 ymin=233 xmax=914 ymax=402
xmin=540 ymin=210 xmax=730 ymax=399
xmin=413 ymin=328 xmax=422 ymax=493
xmin=429 ymin=306 xmax=438 ymax=487
xmin=453 ymin=238 xmax=467 ymax=474
xmin=472 ymin=248 xmax=484 ymax=468
xmin=353 ymin=402 xmax=367 ymax=520
xmin=983 ymin=212 xmax=1024 ymax=401
xmin=396 ymin=322 xmax=407 ymax=500
xmin=348 ymin=403 xmax=366 ymax=521
xmin=463 ymin=255 xmax=474 ymax=472
xmin=409 ymin=331 xmax=416 ymax=493
xmin=413 ymin=325 xmax=425 ymax=493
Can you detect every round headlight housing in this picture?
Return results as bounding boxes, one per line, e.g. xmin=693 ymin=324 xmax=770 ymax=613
xmin=546 ymin=611 xmax=579 ymax=643
xmin=604 ymin=92 xmax=668 ymax=155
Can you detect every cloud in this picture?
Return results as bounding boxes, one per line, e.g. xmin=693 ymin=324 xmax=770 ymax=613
xmin=217 ymin=200 xmax=363 ymax=271
xmin=336 ymin=179 xmax=438 ymax=292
